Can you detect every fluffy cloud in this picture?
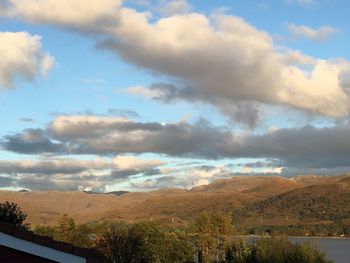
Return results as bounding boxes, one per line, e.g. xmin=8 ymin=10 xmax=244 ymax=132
xmin=288 ymin=24 xmax=338 ymax=41
xmin=97 ymin=11 xmax=350 ymax=120
xmin=1 ymin=0 xmax=350 ymax=122
xmin=0 ymin=31 xmax=54 ymax=88
xmin=0 ymin=0 xmax=122 ymax=32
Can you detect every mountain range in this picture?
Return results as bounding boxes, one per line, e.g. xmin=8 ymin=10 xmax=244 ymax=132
xmin=1 ymin=174 xmax=349 ymax=228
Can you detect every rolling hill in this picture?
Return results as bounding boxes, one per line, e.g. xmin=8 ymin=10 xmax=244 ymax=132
xmin=0 ymin=174 xmax=349 ymax=228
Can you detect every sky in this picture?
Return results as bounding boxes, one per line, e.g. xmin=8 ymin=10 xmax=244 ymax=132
xmin=0 ymin=0 xmax=350 ymax=192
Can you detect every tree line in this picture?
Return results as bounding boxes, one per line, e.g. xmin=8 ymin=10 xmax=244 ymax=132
xmin=0 ymin=201 xmax=333 ymax=263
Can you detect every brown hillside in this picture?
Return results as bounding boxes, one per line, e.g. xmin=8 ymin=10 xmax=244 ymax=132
xmin=235 ymin=176 xmax=350 ymax=227
xmin=0 ymin=175 xmax=348 ymax=226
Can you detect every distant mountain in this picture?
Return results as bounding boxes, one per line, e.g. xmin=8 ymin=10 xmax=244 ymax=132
xmin=0 ymin=175 xmax=349 ymax=227
xmin=107 ymin=191 xmax=130 ymax=196
xmin=18 ymin=189 xmax=30 ymax=193
xmin=83 ymin=190 xmax=130 ymax=196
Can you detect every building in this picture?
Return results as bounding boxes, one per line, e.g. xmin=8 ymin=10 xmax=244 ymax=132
xmin=0 ymin=222 xmax=109 ymax=263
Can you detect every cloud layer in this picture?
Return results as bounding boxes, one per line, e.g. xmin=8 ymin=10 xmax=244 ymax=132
xmin=0 ymin=155 xmax=165 ymax=191
xmin=3 ymin=115 xmax=350 ymax=171
xmin=3 ymin=114 xmax=350 ymax=190
xmin=0 ymin=31 xmax=54 ymax=88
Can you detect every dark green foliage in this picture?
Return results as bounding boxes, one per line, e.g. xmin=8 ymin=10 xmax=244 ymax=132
xmin=247 ymin=222 xmax=350 ymax=237
xmin=234 ymin=187 xmax=350 ymax=224
xmin=0 ymin=201 xmax=29 ymax=229
xmin=98 ymin=221 xmax=194 ymax=263
xmin=33 ymin=225 xmax=55 ymax=238
xmin=225 ymin=238 xmax=332 ymax=263
xmin=33 ymin=214 xmax=97 ymax=248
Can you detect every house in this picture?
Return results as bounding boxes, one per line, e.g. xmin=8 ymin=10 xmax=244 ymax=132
xmin=0 ymin=222 xmax=109 ymax=263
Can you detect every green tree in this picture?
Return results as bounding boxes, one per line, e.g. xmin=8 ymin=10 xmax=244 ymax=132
xmin=0 ymin=201 xmax=29 ymax=229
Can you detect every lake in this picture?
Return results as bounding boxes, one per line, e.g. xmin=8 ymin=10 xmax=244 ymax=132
xmin=289 ymin=237 xmax=350 ymax=263
xmin=241 ymin=236 xmax=350 ymax=263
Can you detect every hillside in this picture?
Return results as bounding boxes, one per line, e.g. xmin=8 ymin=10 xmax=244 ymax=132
xmin=0 ymin=175 xmax=349 ymax=227
xmin=234 ymin=176 xmax=350 ymax=228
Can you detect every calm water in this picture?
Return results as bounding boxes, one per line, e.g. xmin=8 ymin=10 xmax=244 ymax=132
xmin=242 ymin=236 xmax=350 ymax=263
xmin=289 ymin=237 xmax=350 ymax=263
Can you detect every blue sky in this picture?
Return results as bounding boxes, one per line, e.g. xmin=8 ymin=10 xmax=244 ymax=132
xmin=0 ymin=0 xmax=350 ymax=192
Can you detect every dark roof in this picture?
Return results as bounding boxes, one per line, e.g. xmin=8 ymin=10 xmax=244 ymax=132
xmin=0 ymin=221 xmax=110 ymax=263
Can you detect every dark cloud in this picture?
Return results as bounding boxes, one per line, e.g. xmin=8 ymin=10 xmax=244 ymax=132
xmin=2 ymin=128 xmax=64 ymax=154
xmin=16 ymin=175 xmax=85 ymax=192
xmin=142 ymin=83 xmax=261 ymax=127
xmin=4 ymin=116 xmax=350 ymax=176
xmin=0 ymin=155 xmax=165 ymax=191
xmin=235 ymin=159 xmax=283 ymax=168
xmin=0 ymin=176 xmax=14 ymax=187
xmin=0 ymin=159 xmax=107 ymax=175
xmin=235 ymin=125 xmax=350 ymax=168
xmin=111 ymin=169 xmax=142 ymax=179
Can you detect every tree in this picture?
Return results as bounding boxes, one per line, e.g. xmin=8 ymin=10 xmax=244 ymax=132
xmin=0 ymin=201 xmax=29 ymax=229
xmin=98 ymin=222 xmax=131 ymax=263
xmin=98 ymin=221 xmax=195 ymax=263
xmin=56 ymin=214 xmax=76 ymax=242
xmin=191 ymin=212 xmax=234 ymax=262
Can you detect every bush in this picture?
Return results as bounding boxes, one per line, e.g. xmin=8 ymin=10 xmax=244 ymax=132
xmin=225 ymin=237 xmax=332 ymax=263
xmin=98 ymin=221 xmax=195 ymax=263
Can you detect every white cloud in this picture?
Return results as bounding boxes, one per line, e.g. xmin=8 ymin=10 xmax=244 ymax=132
xmin=1 ymin=0 xmax=122 ymax=32
xmin=50 ymin=115 xmax=129 ymax=139
xmin=101 ymin=11 xmax=350 ymax=119
xmin=288 ymin=24 xmax=338 ymax=41
xmin=0 ymin=31 xmax=54 ymax=88
xmin=112 ymin=155 xmax=165 ymax=170
xmin=2 ymin=0 xmax=350 ymax=120
xmin=127 ymin=85 xmax=164 ymax=98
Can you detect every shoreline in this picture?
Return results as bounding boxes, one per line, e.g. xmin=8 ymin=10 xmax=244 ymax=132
xmin=234 ymin=234 xmax=350 ymax=240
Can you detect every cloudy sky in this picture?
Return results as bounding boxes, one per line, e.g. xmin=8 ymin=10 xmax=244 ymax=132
xmin=0 ymin=0 xmax=350 ymax=192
